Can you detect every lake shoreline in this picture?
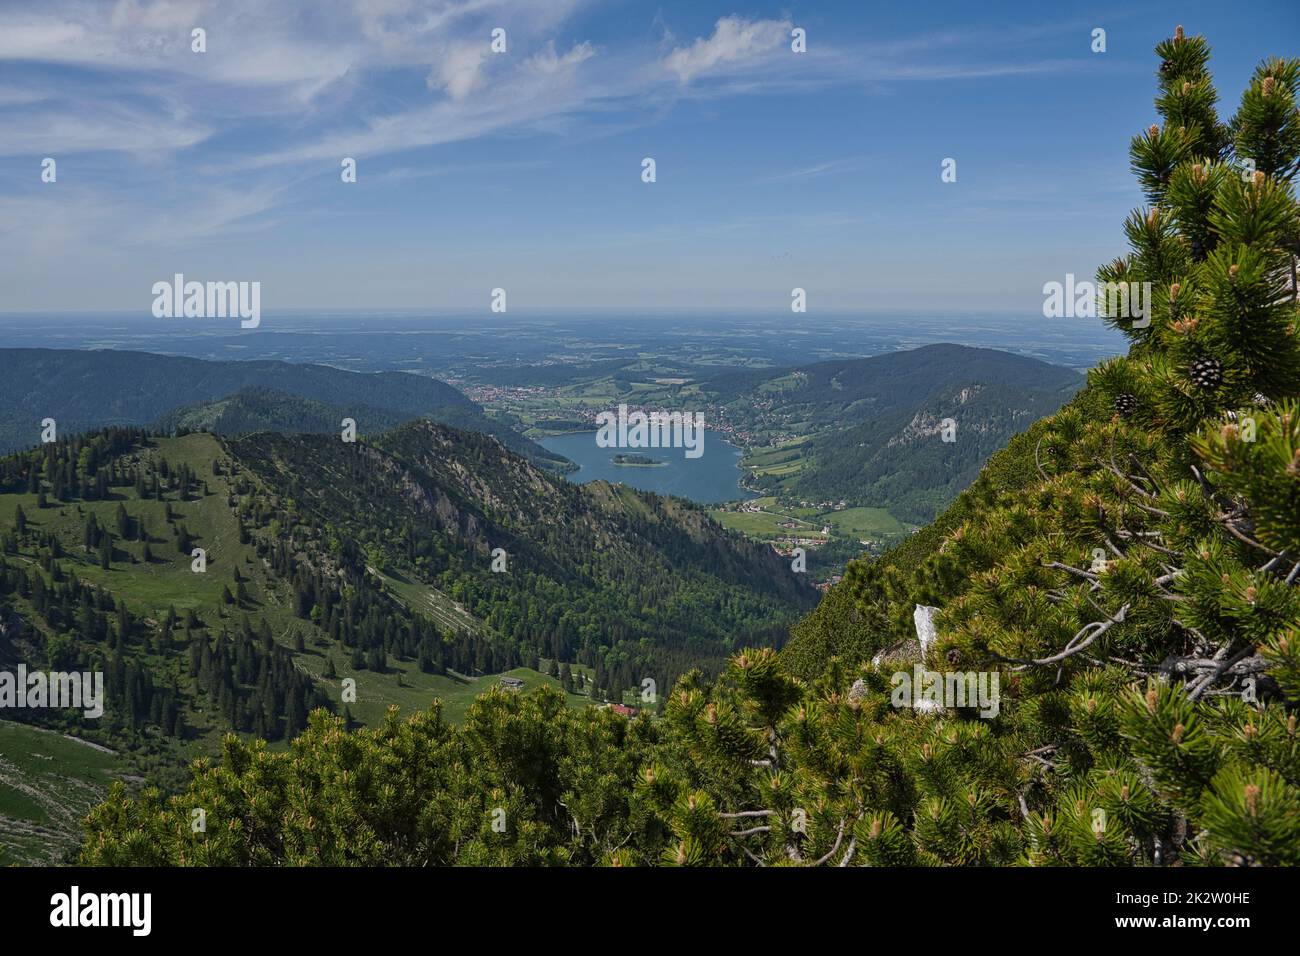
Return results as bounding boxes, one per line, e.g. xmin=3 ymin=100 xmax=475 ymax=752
xmin=539 ymin=430 xmax=756 ymax=506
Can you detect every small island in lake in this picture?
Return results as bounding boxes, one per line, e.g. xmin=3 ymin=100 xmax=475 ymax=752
xmin=611 ymin=453 xmax=667 ymax=467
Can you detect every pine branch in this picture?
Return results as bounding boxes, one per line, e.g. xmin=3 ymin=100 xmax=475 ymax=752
xmin=1187 ymin=645 xmax=1258 ymax=700
xmin=1105 ymin=436 xmax=1164 ymax=505
xmin=1216 ymin=512 xmax=1283 ymax=556
xmin=1258 ymin=552 xmax=1290 ymax=574
xmin=1190 ymin=464 xmax=1237 ymax=511
xmin=1043 ymin=560 xmax=1099 ymax=582
xmin=1157 ymin=649 xmax=1270 ymax=704
xmin=999 ymin=603 xmax=1131 ymax=669
xmin=838 ymin=835 xmax=858 ymax=867
xmin=811 ymin=820 xmax=846 ymax=866
xmin=738 ymin=843 xmax=766 ymax=867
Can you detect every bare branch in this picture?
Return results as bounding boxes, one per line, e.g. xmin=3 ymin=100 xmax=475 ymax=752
xmin=1043 ymin=560 xmax=1099 ymax=581
xmin=838 ymin=835 xmax=858 ymax=867
xmin=811 ymin=820 xmax=846 ymax=866
xmin=998 ymin=603 xmax=1131 ymax=669
xmin=738 ymin=843 xmax=766 ymax=866
xmin=1217 ymin=513 xmax=1283 ymax=557
xmin=1105 ymin=433 xmax=1158 ymax=499
xmin=1188 ymin=645 xmax=1257 ymax=701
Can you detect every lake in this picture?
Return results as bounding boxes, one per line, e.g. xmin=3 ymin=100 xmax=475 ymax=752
xmin=539 ymin=431 xmax=756 ymax=505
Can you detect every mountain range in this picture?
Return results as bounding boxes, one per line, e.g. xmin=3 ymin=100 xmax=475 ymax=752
xmin=704 ymin=344 xmax=1083 ymax=522
xmin=0 ymin=348 xmax=566 ymax=469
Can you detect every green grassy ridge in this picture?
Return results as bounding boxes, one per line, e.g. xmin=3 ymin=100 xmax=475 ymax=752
xmin=154 ymin=386 xmax=408 ymax=438
xmin=3 ymin=433 xmax=279 ymax=619
xmin=0 ymin=436 xmax=563 ymax=733
xmin=301 ymin=659 xmax=595 ymax=726
xmin=0 ymin=434 xmax=342 ymax=771
xmin=709 ymin=347 xmax=1082 ymax=520
xmin=378 ymin=569 xmax=489 ymax=637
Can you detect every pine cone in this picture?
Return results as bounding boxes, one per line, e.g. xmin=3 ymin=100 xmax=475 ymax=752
xmin=1188 ymin=356 xmax=1223 ymax=389
xmin=1160 ymin=59 xmax=1174 ymax=75
xmin=1114 ymin=393 xmax=1138 ymax=417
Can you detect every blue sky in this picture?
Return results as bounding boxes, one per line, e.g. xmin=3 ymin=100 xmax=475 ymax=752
xmin=1 ymin=0 xmax=1296 ymax=313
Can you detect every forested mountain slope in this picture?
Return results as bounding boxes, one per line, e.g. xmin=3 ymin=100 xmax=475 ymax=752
xmin=152 ymin=386 xmax=406 ymax=437
xmin=707 ymin=344 xmax=1082 ymax=521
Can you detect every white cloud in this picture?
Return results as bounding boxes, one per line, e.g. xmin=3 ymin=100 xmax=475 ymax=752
xmin=0 ymin=86 xmax=48 ymax=107
xmin=662 ymin=16 xmax=791 ymax=84
xmin=0 ymin=102 xmax=211 ymax=156
xmin=246 ymin=39 xmax=603 ymax=168
xmin=431 ymin=42 xmax=490 ymax=99
xmin=754 ymin=158 xmax=868 ymax=184
xmin=522 ymin=40 xmax=595 ymax=76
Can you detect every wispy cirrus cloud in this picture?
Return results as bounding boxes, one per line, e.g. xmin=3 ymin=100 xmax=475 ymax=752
xmin=662 ymin=15 xmax=792 ymax=84
xmin=753 ymin=157 xmax=870 ymax=185
xmin=0 ymin=3 xmax=1095 ymax=167
xmin=0 ymin=0 xmax=1104 ymax=268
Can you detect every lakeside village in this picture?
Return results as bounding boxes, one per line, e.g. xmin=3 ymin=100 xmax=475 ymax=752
xmin=731 ymin=496 xmax=853 ymax=593
xmin=461 ymin=383 xmax=796 ymax=448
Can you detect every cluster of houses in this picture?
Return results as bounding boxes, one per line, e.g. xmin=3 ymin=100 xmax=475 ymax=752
xmin=461 ymin=384 xmax=550 ymax=405
xmin=771 ymin=538 xmax=826 ymax=555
